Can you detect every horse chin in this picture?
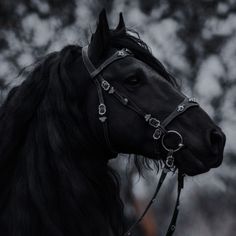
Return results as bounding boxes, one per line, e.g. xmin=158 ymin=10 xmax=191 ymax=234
xmin=175 ymin=149 xmax=210 ymax=176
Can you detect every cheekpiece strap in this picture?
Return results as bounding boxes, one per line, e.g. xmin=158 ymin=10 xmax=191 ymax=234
xmin=161 ymin=97 xmax=199 ymax=128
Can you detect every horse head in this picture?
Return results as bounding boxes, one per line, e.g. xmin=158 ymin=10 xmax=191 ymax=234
xmin=77 ymin=10 xmax=226 ymax=176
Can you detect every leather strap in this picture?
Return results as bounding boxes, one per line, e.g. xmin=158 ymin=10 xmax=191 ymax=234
xmin=91 ymin=49 xmax=131 ymax=78
xmin=82 ymin=45 xmax=131 ymax=79
xmin=165 ymin=171 xmax=184 ymax=236
xmin=161 ymin=97 xmax=199 ymax=128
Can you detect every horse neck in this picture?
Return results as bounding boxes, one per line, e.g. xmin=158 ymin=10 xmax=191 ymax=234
xmin=0 ymin=152 xmax=124 ymax=236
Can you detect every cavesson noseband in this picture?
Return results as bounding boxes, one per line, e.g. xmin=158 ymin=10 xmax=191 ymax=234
xmin=82 ymin=46 xmax=199 ymax=236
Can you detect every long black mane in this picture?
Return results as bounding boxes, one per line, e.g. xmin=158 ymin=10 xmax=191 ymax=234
xmin=0 ymin=27 xmax=175 ymax=236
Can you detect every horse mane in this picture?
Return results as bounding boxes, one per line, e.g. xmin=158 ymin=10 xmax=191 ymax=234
xmin=0 ymin=28 xmax=176 ymax=235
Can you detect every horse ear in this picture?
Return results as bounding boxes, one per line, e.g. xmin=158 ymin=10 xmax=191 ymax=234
xmin=89 ymin=9 xmax=110 ymax=59
xmin=116 ymin=12 xmax=125 ymax=31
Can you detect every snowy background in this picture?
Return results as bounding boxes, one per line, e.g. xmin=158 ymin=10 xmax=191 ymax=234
xmin=0 ymin=0 xmax=235 ymax=235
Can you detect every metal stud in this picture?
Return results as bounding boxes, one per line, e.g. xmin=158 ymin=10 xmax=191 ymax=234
xmin=99 ymin=116 xmax=107 ymax=122
xmin=144 ymin=114 xmax=151 ymax=122
xmin=117 ymin=50 xmax=125 ymax=57
xmin=108 ymin=87 xmax=115 ymax=94
xmin=123 ymin=98 xmax=128 ymax=105
xmin=189 ymin=97 xmax=197 ymax=103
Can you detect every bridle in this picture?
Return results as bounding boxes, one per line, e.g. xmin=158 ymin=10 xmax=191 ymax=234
xmin=82 ymin=46 xmax=199 ymax=236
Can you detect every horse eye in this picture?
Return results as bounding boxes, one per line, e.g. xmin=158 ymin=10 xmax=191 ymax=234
xmin=125 ymin=76 xmax=141 ymax=86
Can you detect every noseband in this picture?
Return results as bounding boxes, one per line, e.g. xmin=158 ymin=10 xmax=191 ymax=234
xmin=82 ymin=46 xmax=199 ymax=236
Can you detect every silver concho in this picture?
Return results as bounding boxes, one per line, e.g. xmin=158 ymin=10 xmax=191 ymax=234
xmin=177 ymin=105 xmax=185 ymax=112
xmin=101 ymin=80 xmax=110 ymax=91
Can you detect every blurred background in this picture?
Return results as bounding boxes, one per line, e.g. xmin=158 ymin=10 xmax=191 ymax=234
xmin=0 ymin=0 xmax=235 ymax=235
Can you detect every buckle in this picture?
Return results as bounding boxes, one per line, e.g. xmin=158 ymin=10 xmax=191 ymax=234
xmin=165 ymin=155 xmax=175 ymax=168
xmin=153 ymin=128 xmax=162 ymax=140
xmin=149 ymin=118 xmax=160 ymax=128
xmin=98 ymin=103 xmax=106 ymax=115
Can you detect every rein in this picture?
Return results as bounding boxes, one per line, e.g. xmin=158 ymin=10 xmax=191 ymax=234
xmin=82 ymin=46 xmax=199 ymax=236
xmin=123 ymin=169 xmax=184 ymax=236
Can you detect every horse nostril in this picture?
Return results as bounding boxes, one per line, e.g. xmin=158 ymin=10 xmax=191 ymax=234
xmin=209 ymin=129 xmax=226 ymax=155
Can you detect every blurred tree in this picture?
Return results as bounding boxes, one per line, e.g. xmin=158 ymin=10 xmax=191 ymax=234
xmin=0 ymin=0 xmax=78 ymax=95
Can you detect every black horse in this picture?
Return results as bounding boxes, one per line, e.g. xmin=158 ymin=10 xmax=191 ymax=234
xmin=0 ymin=10 xmax=225 ymax=236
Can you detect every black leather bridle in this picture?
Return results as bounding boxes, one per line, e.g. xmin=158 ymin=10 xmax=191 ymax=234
xmin=82 ymin=46 xmax=199 ymax=236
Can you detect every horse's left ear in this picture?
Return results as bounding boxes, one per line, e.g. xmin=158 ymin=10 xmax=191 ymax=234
xmin=89 ymin=9 xmax=110 ymax=60
xmin=115 ymin=12 xmax=126 ymax=31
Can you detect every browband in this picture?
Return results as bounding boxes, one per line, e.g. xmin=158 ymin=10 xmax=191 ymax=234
xmin=82 ymin=45 xmax=132 ymax=79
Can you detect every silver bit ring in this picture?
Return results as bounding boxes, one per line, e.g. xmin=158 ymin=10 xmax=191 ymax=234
xmin=162 ymin=130 xmax=184 ymax=152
